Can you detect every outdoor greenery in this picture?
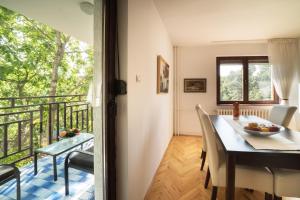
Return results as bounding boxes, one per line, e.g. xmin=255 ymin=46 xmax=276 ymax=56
xmin=220 ymin=65 xmax=243 ymax=101
xmin=0 ymin=6 xmax=93 ymax=165
xmin=220 ymin=63 xmax=272 ymax=101
xmin=248 ymin=63 xmax=272 ymax=101
xmin=0 ymin=6 xmax=93 ymax=98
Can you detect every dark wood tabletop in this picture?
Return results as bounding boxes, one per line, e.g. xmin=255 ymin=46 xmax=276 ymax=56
xmin=210 ymin=115 xmax=300 ymax=200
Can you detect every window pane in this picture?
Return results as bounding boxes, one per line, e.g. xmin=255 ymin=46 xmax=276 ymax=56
xmin=220 ymin=63 xmax=243 ymax=101
xmin=248 ymin=63 xmax=273 ymax=101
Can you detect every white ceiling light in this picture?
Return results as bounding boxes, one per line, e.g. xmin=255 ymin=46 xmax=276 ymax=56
xmin=80 ymin=1 xmax=94 ymax=15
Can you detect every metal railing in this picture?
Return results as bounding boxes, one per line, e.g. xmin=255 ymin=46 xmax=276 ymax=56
xmin=0 ymin=95 xmax=93 ymax=164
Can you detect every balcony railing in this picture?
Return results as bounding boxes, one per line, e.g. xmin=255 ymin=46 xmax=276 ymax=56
xmin=0 ymin=95 xmax=93 ymax=164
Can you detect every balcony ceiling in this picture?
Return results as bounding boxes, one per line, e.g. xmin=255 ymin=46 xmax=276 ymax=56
xmin=154 ymin=0 xmax=300 ymax=46
xmin=0 ymin=0 xmax=93 ymax=45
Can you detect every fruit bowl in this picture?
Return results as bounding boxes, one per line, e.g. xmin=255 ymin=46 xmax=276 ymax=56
xmin=243 ymin=123 xmax=284 ymax=137
xmin=59 ymin=128 xmax=80 ymax=138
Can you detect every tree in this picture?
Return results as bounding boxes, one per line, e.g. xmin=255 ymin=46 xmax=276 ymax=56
xmin=0 ymin=6 xmax=93 ymax=99
xmin=220 ymin=70 xmax=243 ymax=101
xmin=220 ymin=64 xmax=272 ymax=101
xmin=249 ymin=64 xmax=272 ymax=101
xmin=0 ymin=6 xmax=93 ymax=165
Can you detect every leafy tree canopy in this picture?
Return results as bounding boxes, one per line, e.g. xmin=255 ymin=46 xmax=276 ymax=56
xmin=220 ymin=64 xmax=272 ymax=101
xmin=0 ymin=6 xmax=93 ymax=98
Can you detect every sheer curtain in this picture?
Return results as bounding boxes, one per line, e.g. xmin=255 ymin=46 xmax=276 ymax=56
xmin=94 ymin=0 xmax=104 ymax=199
xmin=268 ymin=38 xmax=300 ymax=105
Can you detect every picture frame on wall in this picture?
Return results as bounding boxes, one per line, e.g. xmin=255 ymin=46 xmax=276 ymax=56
xmin=184 ymin=78 xmax=207 ymax=93
xmin=157 ymin=55 xmax=170 ymax=94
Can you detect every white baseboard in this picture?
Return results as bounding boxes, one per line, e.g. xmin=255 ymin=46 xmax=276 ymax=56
xmin=174 ymin=132 xmax=202 ymax=136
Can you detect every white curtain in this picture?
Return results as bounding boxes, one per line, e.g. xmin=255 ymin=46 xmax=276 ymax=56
xmin=298 ymin=39 xmax=300 ymax=80
xmin=94 ymin=0 xmax=104 ymax=199
xmin=268 ymin=38 xmax=300 ymax=105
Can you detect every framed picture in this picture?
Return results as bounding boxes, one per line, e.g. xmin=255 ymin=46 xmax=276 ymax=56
xmin=184 ymin=78 xmax=207 ymax=93
xmin=157 ymin=55 xmax=170 ymax=94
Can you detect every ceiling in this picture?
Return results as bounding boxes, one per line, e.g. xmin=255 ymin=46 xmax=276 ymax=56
xmin=1 ymin=0 xmax=300 ymax=46
xmin=0 ymin=0 xmax=93 ymax=45
xmin=154 ymin=0 xmax=300 ymax=46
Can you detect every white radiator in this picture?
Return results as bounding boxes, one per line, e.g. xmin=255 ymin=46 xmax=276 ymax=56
xmin=216 ymin=108 xmax=270 ymax=119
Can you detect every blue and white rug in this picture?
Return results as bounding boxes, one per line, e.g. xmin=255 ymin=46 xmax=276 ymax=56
xmin=0 ymin=154 xmax=94 ymax=200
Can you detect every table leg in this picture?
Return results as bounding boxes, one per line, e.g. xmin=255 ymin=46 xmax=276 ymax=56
xmin=34 ymin=152 xmax=38 ymax=175
xmin=226 ymin=153 xmax=236 ymax=200
xmin=53 ymin=156 xmax=57 ymax=181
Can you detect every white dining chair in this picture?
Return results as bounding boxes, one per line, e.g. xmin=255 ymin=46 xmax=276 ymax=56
xmin=199 ymin=108 xmax=274 ymax=200
xmin=195 ymin=104 xmax=207 ymax=171
xmin=269 ymin=105 xmax=297 ymax=127
xmin=269 ymin=106 xmax=298 ymax=200
xmin=272 ymin=169 xmax=300 ymax=200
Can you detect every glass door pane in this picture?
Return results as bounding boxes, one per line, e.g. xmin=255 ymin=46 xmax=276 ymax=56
xmin=220 ymin=62 xmax=244 ymax=101
xmin=248 ymin=62 xmax=273 ymax=101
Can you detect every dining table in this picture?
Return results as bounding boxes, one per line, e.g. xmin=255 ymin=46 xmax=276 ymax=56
xmin=210 ymin=115 xmax=300 ymax=200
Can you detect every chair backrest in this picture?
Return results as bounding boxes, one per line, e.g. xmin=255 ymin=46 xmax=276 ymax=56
xmin=197 ymin=107 xmax=223 ymax=185
xmin=269 ymin=105 xmax=297 ymax=127
xmin=195 ymin=104 xmax=207 ymax=151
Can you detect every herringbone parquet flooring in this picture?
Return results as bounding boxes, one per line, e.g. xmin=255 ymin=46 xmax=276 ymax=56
xmin=145 ymin=136 xmax=265 ymax=200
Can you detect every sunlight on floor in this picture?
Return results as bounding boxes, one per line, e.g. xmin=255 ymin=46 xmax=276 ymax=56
xmin=145 ymin=136 xmax=300 ymax=200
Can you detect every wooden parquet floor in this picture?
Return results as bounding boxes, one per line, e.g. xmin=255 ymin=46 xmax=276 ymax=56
xmin=144 ymin=136 xmax=265 ymax=200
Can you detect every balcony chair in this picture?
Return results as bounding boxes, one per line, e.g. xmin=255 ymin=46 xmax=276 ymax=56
xmin=198 ymin=108 xmax=274 ymax=200
xmin=269 ymin=105 xmax=297 ymax=127
xmin=0 ymin=164 xmax=20 ymax=200
xmin=64 ymin=146 xmax=94 ymax=195
xmin=195 ymin=104 xmax=207 ymax=171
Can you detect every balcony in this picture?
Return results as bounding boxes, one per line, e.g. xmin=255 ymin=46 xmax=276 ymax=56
xmin=0 ymin=95 xmax=94 ymax=199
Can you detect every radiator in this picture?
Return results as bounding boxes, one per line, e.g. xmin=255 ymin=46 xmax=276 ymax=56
xmin=216 ymin=108 xmax=270 ymax=119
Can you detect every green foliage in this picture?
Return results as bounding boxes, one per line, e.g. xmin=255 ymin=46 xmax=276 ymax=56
xmin=220 ymin=69 xmax=243 ymax=101
xmin=0 ymin=6 xmax=93 ymax=98
xmin=0 ymin=6 xmax=93 ymax=165
xmin=248 ymin=63 xmax=272 ymax=101
xmin=220 ymin=64 xmax=272 ymax=101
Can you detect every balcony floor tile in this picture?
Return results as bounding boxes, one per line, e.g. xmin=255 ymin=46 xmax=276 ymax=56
xmin=0 ymin=153 xmax=94 ymax=200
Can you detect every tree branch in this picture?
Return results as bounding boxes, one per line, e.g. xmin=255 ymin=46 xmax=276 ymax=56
xmin=0 ymin=44 xmax=22 ymax=64
xmin=64 ymin=50 xmax=89 ymax=54
xmin=22 ymin=17 xmax=55 ymax=43
xmin=65 ymin=79 xmax=89 ymax=94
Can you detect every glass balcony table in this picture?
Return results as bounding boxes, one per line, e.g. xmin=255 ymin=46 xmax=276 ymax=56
xmin=34 ymin=133 xmax=94 ymax=181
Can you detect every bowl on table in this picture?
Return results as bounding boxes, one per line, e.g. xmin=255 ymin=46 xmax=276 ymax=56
xmin=243 ymin=122 xmax=284 ymax=137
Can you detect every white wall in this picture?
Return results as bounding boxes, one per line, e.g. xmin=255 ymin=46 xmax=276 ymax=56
xmin=175 ymin=44 xmax=269 ymax=135
xmin=127 ymin=0 xmax=173 ymax=199
xmin=117 ymin=0 xmax=173 ymax=199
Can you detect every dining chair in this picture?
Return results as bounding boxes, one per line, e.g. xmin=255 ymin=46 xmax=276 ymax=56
xmin=0 ymin=164 xmax=21 ymax=200
xmin=272 ymin=169 xmax=300 ymax=200
xmin=269 ymin=105 xmax=297 ymax=127
xmin=195 ymin=104 xmax=207 ymax=171
xmin=199 ymin=109 xmax=274 ymax=200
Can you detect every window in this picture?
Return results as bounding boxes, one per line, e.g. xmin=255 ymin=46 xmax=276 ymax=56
xmin=217 ymin=56 xmax=279 ymax=104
